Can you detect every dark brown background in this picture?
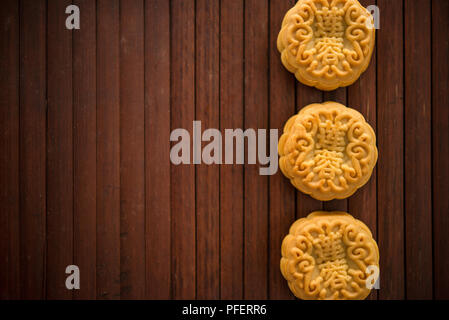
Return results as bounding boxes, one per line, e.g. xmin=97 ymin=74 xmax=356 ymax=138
xmin=0 ymin=0 xmax=448 ymax=300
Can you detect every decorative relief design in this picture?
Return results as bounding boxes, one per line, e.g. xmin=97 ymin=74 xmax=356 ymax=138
xmin=277 ymin=0 xmax=375 ymax=90
xmin=278 ymin=102 xmax=377 ymax=201
xmin=281 ymin=211 xmax=380 ymax=300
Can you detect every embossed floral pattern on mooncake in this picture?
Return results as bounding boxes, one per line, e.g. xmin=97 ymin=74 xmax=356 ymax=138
xmin=278 ymin=102 xmax=377 ymax=201
xmin=277 ymin=0 xmax=375 ymax=90
xmin=281 ymin=211 xmax=380 ymax=300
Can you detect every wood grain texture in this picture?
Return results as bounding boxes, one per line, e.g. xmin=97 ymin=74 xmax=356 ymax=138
xmin=0 ymin=0 xmax=20 ymax=300
xmin=219 ymin=0 xmax=244 ymax=300
xmin=377 ymin=0 xmax=405 ymax=300
xmin=347 ymin=0 xmax=378 ymax=301
xmin=46 ymin=0 xmax=73 ymax=300
xmin=96 ymin=0 xmax=121 ymax=299
xmin=170 ymin=0 xmax=196 ymax=299
xmin=244 ymin=0 xmax=269 ymax=300
xmin=119 ymin=0 xmax=145 ymax=299
xmin=268 ymin=0 xmax=296 ymax=300
xmin=0 ymin=0 xmax=447 ymax=301
xmin=73 ymin=0 xmax=97 ymax=300
xmin=195 ymin=0 xmax=220 ymax=300
xmin=404 ymin=0 xmax=433 ymax=300
xmin=432 ymin=0 xmax=449 ymax=300
xmin=19 ymin=0 xmax=47 ymax=299
xmin=145 ymin=0 xmax=172 ymax=300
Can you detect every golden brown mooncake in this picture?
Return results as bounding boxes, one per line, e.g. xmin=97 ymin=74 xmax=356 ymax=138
xmin=277 ymin=0 xmax=375 ymax=91
xmin=281 ymin=211 xmax=380 ymax=300
xmin=278 ymin=102 xmax=377 ymax=201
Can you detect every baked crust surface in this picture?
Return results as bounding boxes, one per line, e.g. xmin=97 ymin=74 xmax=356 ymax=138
xmin=277 ymin=0 xmax=375 ymax=90
xmin=278 ymin=102 xmax=378 ymax=201
xmin=281 ymin=211 xmax=380 ymax=300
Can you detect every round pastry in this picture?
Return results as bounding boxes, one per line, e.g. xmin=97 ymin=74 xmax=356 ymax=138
xmin=281 ymin=211 xmax=380 ymax=300
xmin=278 ymin=102 xmax=377 ymax=201
xmin=277 ymin=0 xmax=375 ymax=91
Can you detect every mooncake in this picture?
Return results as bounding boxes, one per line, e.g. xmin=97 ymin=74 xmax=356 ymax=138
xmin=277 ymin=0 xmax=375 ymax=91
xmin=278 ymin=102 xmax=377 ymax=201
xmin=281 ymin=211 xmax=379 ymax=300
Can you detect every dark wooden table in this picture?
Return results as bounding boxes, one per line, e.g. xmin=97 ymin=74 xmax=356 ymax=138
xmin=0 ymin=0 xmax=448 ymax=300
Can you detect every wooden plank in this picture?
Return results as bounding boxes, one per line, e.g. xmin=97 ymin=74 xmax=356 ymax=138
xmin=119 ymin=0 xmax=147 ymax=300
xmin=268 ymin=0 xmax=296 ymax=300
xmin=347 ymin=0 xmax=378 ymax=300
xmin=195 ymin=0 xmax=220 ymax=300
xmin=244 ymin=0 xmax=269 ymax=300
xmin=97 ymin=0 xmax=121 ymax=299
xmin=170 ymin=0 xmax=196 ymax=299
xmin=219 ymin=0 xmax=244 ymax=300
xmin=323 ymin=89 xmax=346 ymax=105
xmin=119 ymin=0 xmax=146 ymax=299
xmin=46 ymin=0 xmax=73 ymax=299
xmin=376 ymin=0 xmax=405 ymax=300
xmin=73 ymin=0 xmax=97 ymax=300
xmin=404 ymin=0 xmax=433 ymax=300
xmin=19 ymin=0 xmax=47 ymax=299
xmin=432 ymin=0 xmax=449 ymax=300
xmin=0 ymin=0 xmax=20 ymax=300
xmin=144 ymin=0 xmax=172 ymax=300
